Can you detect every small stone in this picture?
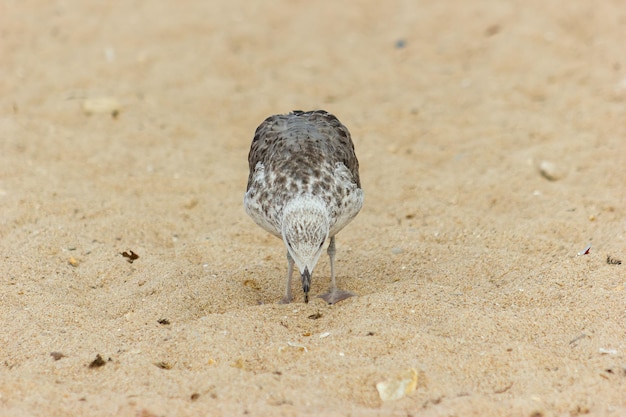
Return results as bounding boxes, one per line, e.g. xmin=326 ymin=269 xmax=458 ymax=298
xmin=391 ymin=247 xmax=404 ymax=255
xmin=538 ymin=160 xmax=565 ymax=181
xmin=485 ymin=25 xmax=501 ymax=37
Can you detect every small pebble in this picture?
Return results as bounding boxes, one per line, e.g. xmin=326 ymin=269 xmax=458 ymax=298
xmin=538 ymin=160 xmax=565 ymax=181
xmin=485 ymin=24 xmax=501 ymax=36
xmin=391 ymin=247 xmax=404 ymax=255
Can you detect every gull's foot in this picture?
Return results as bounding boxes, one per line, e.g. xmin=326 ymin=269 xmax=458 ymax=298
xmin=279 ymin=296 xmax=292 ymax=304
xmin=318 ymin=289 xmax=356 ymax=305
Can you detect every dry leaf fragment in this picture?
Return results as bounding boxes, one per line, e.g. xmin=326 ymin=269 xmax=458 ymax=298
xmin=606 ymin=256 xmax=622 ymax=265
xmin=88 ymin=354 xmax=106 ymax=368
xmin=121 ymin=250 xmax=139 ymax=263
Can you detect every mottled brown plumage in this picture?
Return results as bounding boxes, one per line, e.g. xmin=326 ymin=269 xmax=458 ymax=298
xmin=244 ymin=110 xmax=363 ymax=304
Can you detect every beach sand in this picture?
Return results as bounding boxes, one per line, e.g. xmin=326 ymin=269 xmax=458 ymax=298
xmin=1 ymin=1 xmax=625 ymax=415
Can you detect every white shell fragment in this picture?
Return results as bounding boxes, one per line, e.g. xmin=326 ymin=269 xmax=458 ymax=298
xmin=376 ymin=368 xmax=418 ymax=401
xmin=538 ymin=160 xmax=565 ymax=181
xmin=82 ymin=97 xmax=121 ymax=116
xmin=286 ymin=341 xmax=307 ymax=352
xmin=577 ymin=244 xmax=591 ymax=256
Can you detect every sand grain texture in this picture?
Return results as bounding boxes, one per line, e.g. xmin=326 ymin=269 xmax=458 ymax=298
xmin=1 ymin=1 xmax=625 ymax=416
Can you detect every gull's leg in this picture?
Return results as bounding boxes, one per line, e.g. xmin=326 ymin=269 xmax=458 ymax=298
xmin=280 ymin=251 xmax=294 ymax=304
xmin=328 ymin=235 xmax=337 ymax=289
xmin=319 ymin=236 xmax=355 ymax=304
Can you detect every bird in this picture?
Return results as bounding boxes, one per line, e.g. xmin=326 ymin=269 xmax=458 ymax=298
xmin=244 ymin=110 xmax=363 ymax=304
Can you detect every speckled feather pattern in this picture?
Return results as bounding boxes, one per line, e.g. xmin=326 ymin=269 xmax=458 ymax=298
xmin=245 ymin=110 xmax=363 ymax=240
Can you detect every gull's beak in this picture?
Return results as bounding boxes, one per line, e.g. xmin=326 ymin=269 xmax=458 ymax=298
xmin=301 ymin=267 xmax=311 ymax=303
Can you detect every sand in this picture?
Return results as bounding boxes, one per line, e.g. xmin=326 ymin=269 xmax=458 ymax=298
xmin=1 ymin=1 xmax=625 ymax=416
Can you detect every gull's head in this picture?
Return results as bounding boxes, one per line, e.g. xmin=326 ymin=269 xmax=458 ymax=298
xmin=281 ymin=195 xmax=329 ymax=302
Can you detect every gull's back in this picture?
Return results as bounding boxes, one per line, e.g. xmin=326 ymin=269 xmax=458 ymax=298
xmin=245 ymin=110 xmax=362 ymax=238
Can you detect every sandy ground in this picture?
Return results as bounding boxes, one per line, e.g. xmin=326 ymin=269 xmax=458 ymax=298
xmin=1 ymin=1 xmax=625 ymax=416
